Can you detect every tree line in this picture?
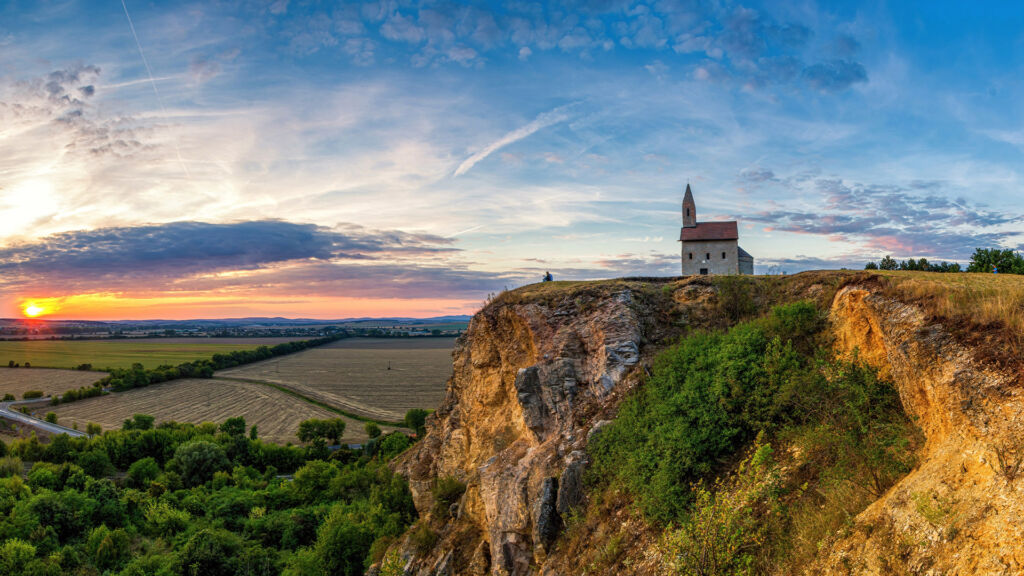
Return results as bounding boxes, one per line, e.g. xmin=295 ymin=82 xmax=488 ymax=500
xmin=865 ymin=248 xmax=1024 ymax=274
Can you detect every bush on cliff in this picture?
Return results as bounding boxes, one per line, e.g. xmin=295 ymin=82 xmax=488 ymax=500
xmin=588 ymin=300 xmax=919 ymax=527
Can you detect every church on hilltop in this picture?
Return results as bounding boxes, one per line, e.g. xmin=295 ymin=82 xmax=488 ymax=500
xmin=679 ymin=183 xmax=754 ymax=275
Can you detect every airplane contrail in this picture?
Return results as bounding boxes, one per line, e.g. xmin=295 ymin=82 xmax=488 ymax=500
xmin=449 ymin=224 xmax=485 ymax=238
xmin=120 ymin=0 xmax=192 ymax=179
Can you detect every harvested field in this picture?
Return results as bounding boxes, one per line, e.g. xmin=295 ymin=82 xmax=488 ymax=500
xmin=0 ymin=368 xmax=107 ymax=399
xmin=218 ymin=337 xmax=455 ymax=422
xmin=49 ymin=378 xmax=381 ymax=444
xmin=0 ymin=337 xmax=306 ymax=370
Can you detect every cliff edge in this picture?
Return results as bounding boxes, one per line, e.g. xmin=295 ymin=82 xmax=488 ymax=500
xmin=386 ymin=272 xmax=1024 ymax=575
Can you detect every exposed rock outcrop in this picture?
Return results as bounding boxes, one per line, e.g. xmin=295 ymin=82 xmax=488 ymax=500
xmin=390 ymin=274 xmax=1023 ymax=575
xmin=392 ymin=282 xmax=671 ymax=575
xmin=820 ymin=285 xmax=1024 ymax=574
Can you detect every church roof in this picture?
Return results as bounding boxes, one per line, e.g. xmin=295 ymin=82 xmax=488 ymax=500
xmin=738 ymin=246 xmax=753 ymax=259
xmin=679 ymin=221 xmax=738 ymax=242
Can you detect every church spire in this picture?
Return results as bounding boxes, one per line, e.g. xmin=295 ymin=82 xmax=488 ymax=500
xmin=682 ymin=183 xmax=696 ymax=228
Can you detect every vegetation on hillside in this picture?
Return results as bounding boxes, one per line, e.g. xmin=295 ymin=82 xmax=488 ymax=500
xmin=0 ymin=414 xmax=417 ymax=576
xmin=587 ymin=300 xmax=923 ymax=574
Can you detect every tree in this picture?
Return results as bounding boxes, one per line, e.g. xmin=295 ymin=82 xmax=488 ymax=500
xmin=177 ymin=528 xmax=242 ymax=576
xmin=878 ymin=255 xmax=898 ymax=270
xmin=967 ymin=248 xmax=1024 ymax=274
xmin=86 ymin=422 xmax=103 ymax=436
xmin=864 ymin=262 xmax=878 ymax=270
xmin=127 ymin=457 xmax=161 ymax=488
xmin=404 ymin=409 xmax=429 ymax=437
xmin=171 ymin=441 xmax=230 ymax=487
xmin=123 ymin=414 xmax=155 ymax=431
xmin=220 ymin=417 xmax=246 ymax=437
xmin=249 ymin=425 xmax=259 ymax=440
xmin=44 ymin=413 xmax=57 ymax=424
xmin=297 ymin=418 xmax=346 ymax=445
xmin=364 ymin=422 xmax=382 ymax=439
xmin=0 ymin=539 xmax=36 ymax=575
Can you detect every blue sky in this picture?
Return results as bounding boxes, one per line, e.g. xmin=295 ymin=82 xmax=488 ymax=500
xmin=0 ymin=1 xmax=1022 ymax=318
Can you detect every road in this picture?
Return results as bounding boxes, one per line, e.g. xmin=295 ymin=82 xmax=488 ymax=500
xmin=0 ymin=397 xmax=89 ymax=438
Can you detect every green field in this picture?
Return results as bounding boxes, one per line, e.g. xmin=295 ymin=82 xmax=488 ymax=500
xmin=0 ymin=337 xmax=304 ymax=370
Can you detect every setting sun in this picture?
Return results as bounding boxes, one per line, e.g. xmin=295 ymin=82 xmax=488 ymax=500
xmin=22 ymin=303 xmax=47 ymax=317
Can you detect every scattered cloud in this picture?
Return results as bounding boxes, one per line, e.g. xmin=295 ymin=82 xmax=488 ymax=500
xmin=748 ymin=177 xmax=1023 ymax=258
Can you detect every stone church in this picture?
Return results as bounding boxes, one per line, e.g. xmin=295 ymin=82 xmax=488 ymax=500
xmin=679 ymin=183 xmax=754 ymax=275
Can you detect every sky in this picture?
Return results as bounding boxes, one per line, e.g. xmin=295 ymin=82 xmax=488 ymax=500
xmin=0 ymin=0 xmax=1022 ymax=320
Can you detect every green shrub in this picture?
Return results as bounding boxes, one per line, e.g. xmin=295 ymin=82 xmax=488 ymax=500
xmin=22 ymin=390 xmax=43 ymax=400
xmin=409 ymin=522 xmax=438 ymax=555
xmin=589 ymin=300 xmax=914 ymax=525
xmin=0 ymin=456 xmax=22 ymax=478
xmin=44 ymin=412 xmax=57 ymax=424
xmin=431 ymin=476 xmax=466 ymax=517
xmin=364 ymin=422 xmax=382 ymax=439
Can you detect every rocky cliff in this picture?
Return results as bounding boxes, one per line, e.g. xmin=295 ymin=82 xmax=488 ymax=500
xmin=820 ymin=285 xmax=1024 ymax=574
xmin=392 ymin=279 xmax=680 ymax=575
xmin=386 ymin=273 xmax=1024 ymax=575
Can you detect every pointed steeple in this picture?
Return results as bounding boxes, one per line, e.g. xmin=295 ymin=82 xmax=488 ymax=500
xmin=682 ymin=183 xmax=696 ymax=228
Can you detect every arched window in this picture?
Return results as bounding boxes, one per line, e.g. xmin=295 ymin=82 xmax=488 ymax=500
xmin=722 ymin=252 xmax=726 ymax=259
xmin=706 ymin=253 xmax=710 ymax=260
xmin=688 ymin=253 xmax=693 ymax=260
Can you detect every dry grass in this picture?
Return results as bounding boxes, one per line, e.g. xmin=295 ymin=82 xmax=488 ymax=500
xmin=48 ymin=377 xmax=383 ymax=444
xmin=874 ymin=271 xmax=1024 ymax=359
xmin=0 ymin=368 xmax=107 ymax=398
xmin=217 ymin=338 xmax=454 ymax=422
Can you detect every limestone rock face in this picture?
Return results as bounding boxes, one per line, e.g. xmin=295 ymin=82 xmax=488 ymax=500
xmin=392 ymin=286 xmax=652 ymax=575
xmin=390 ymin=274 xmax=1024 ymax=575
xmin=820 ymin=286 xmax=1024 ymax=575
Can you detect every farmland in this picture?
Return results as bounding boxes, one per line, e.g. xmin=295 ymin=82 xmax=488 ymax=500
xmin=0 ymin=337 xmax=306 ymax=370
xmin=48 ymin=377 xmax=382 ymax=444
xmin=0 ymin=367 xmax=107 ymax=399
xmin=218 ymin=337 xmax=455 ymax=422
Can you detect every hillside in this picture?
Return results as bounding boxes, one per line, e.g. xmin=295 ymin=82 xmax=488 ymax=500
xmin=383 ymin=271 xmax=1024 ymax=575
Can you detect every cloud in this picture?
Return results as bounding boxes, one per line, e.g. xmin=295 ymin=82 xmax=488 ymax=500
xmin=454 ymin=103 xmax=575 ymax=177
xmin=801 ymin=60 xmax=868 ymax=92
xmin=0 ymin=220 xmax=462 ymax=294
xmin=748 ymin=176 xmax=1023 ymax=258
xmin=262 ymin=1 xmax=867 ymax=93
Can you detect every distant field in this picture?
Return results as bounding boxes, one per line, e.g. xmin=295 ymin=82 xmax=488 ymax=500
xmin=218 ymin=337 xmax=455 ymax=422
xmin=0 ymin=337 xmax=306 ymax=370
xmin=0 ymin=368 xmax=107 ymax=399
xmin=48 ymin=377 xmax=381 ymax=444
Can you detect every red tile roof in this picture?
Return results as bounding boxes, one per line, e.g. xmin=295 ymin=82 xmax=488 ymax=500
xmin=679 ymin=221 xmax=738 ymax=242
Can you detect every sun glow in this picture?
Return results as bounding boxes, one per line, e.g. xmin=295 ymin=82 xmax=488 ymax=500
xmin=22 ymin=303 xmax=47 ymax=317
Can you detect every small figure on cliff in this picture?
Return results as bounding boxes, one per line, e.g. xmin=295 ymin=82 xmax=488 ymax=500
xmin=543 ymin=271 xmax=553 ymax=282
xmin=993 ymin=265 xmax=998 ymax=274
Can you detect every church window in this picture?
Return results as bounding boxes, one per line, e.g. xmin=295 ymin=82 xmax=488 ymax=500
xmin=688 ymin=253 xmax=693 ymax=260
xmin=686 ymin=208 xmax=690 ymax=217
xmin=706 ymin=253 xmax=710 ymax=260
xmin=722 ymin=252 xmax=726 ymax=259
